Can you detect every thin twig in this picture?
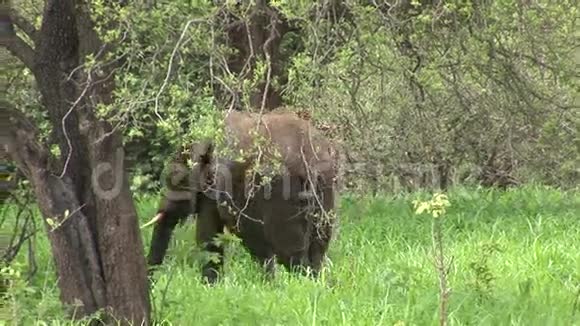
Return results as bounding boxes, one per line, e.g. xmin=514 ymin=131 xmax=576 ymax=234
xmin=58 ymin=72 xmax=93 ymax=178
xmin=432 ymin=218 xmax=450 ymax=326
xmin=153 ymin=18 xmax=207 ymax=120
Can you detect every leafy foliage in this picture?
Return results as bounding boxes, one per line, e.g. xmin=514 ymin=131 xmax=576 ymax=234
xmin=5 ymin=0 xmax=576 ymax=193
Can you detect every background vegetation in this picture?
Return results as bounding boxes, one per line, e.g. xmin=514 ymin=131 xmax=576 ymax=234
xmin=3 ymin=0 xmax=578 ymax=193
xmin=3 ymin=186 xmax=580 ymax=325
xmin=1 ymin=0 xmax=578 ymax=324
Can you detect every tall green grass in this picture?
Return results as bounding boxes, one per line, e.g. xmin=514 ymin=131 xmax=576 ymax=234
xmin=2 ymin=185 xmax=579 ymax=325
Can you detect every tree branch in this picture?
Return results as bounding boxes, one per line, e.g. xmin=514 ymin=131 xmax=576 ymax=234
xmin=2 ymin=34 xmax=36 ymax=69
xmin=1 ymin=102 xmax=50 ymax=179
xmin=10 ymin=9 xmax=37 ymax=42
xmin=0 ymin=7 xmax=37 ymax=71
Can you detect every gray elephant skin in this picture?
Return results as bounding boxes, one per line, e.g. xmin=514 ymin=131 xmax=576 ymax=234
xmin=144 ymin=109 xmax=339 ymax=284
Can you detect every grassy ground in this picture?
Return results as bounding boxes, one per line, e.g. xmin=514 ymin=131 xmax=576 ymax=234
xmin=2 ymin=186 xmax=579 ymax=325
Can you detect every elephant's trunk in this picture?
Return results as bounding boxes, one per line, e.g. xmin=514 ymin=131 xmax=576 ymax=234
xmin=188 ymin=140 xmax=212 ymax=214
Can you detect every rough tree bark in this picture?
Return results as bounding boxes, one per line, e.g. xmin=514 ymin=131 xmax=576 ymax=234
xmin=218 ymin=1 xmax=351 ymax=111
xmin=1 ymin=2 xmax=150 ymax=324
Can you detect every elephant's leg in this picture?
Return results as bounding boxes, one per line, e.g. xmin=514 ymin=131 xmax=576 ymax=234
xmin=280 ymin=250 xmax=311 ymax=276
xmin=307 ymin=185 xmax=335 ymax=277
xmin=196 ymin=198 xmax=224 ymax=285
xmin=240 ymin=223 xmax=277 ymax=279
xmin=148 ymin=220 xmax=178 ymax=267
xmin=147 ymin=199 xmax=190 ymax=267
xmin=148 ymin=219 xmax=180 ymax=267
xmin=249 ymin=248 xmax=276 ymax=280
xmin=308 ymin=220 xmax=332 ymax=278
xmin=262 ymin=255 xmax=277 ymax=279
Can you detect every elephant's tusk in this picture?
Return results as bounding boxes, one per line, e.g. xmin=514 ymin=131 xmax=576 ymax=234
xmin=140 ymin=212 xmax=164 ymax=229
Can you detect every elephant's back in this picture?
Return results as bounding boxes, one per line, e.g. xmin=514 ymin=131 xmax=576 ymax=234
xmin=224 ymin=109 xmax=338 ymax=182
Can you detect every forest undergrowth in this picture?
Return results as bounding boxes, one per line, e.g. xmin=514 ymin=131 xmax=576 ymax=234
xmin=2 ymin=185 xmax=579 ymax=325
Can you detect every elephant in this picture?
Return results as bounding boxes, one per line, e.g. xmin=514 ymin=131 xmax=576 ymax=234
xmin=143 ymin=108 xmax=339 ymax=284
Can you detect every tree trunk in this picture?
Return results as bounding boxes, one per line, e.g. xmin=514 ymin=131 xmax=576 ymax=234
xmin=221 ymin=0 xmax=290 ymax=110
xmin=1 ymin=1 xmax=150 ymax=324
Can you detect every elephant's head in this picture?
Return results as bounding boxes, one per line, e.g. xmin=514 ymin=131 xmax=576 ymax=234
xmin=142 ymin=140 xmax=217 ymax=267
xmin=141 ymin=140 xmax=213 ymax=229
